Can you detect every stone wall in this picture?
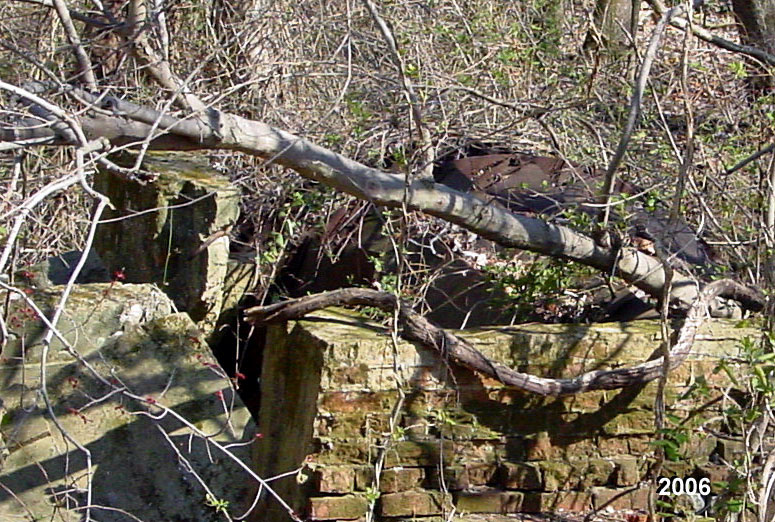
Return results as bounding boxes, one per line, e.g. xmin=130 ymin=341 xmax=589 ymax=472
xmin=252 ymin=309 xmax=756 ymax=521
xmin=94 ymin=152 xmax=240 ymax=330
xmin=0 ymin=283 xmax=256 ymax=521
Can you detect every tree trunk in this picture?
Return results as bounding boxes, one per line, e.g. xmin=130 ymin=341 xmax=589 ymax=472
xmin=584 ymin=0 xmax=639 ymax=51
xmin=731 ymin=0 xmax=775 ymax=89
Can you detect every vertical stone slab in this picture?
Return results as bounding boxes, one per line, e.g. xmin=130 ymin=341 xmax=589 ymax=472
xmin=252 ymin=323 xmax=326 ymax=521
xmin=94 ymin=153 xmax=240 ymax=329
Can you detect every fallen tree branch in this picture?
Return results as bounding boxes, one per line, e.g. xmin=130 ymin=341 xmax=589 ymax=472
xmin=245 ymin=280 xmax=759 ymax=396
xmin=0 ymin=83 xmax=767 ymax=313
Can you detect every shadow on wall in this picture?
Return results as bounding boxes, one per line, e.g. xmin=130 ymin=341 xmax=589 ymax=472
xmin=252 ymin=309 xmax=748 ymax=521
xmin=0 ymin=283 xmax=256 ymax=521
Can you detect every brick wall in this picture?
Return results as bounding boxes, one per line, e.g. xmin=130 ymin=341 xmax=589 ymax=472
xmin=251 ymin=310 xmax=754 ymax=521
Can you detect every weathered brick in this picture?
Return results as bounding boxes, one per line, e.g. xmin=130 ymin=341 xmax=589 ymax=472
xmin=613 ymin=457 xmax=643 ymax=486
xmin=503 ymin=437 xmax=528 ymax=461
xmin=308 ymin=495 xmax=368 ymax=520
xmin=599 ymin=437 xmax=633 ymax=456
xmin=330 ymin=363 xmax=370 ymax=386
xmin=403 ymin=415 xmax=432 ymax=438
xmin=466 ymin=462 xmax=499 ymax=486
xmin=525 ymin=433 xmax=604 ymax=460
xmin=601 ymin=410 xmax=657 ymax=435
xmin=354 ymin=466 xmax=375 ymax=490
xmin=425 ymin=466 xmax=470 ymax=490
xmin=684 ymin=432 xmax=717 ymax=459
xmin=320 ymin=391 xmax=393 ymax=413
xmin=579 ymin=459 xmax=616 ymax=488
xmin=660 ymin=461 xmax=694 ymax=478
xmin=316 ymin=411 xmax=388 ymax=439
xmin=454 ymin=489 xmax=524 ymax=514
xmin=500 ymin=462 xmax=542 ymax=490
xmin=540 ymin=461 xmax=572 ymax=491
xmin=312 ymin=440 xmax=370 ymax=465
xmin=389 ymin=518 xmax=445 ymax=522
xmin=427 ymin=462 xmax=500 ymax=490
xmin=379 ymin=467 xmax=424 ymax=493
xmin=316 ymin=465 xmax=355 ymax=493
xmin=521 ymin=491 xmax=592 ymax=512
xmin=537 ymin=458 xmax=616 ymax=491
xmin=450 ymin=440 xmax=504 ymax=463
xmin=390 ymin=517 xmax=446 ymax=522
xmin=524 ymin=432 xmax=553 ymax=460
xmin=624 ymin=435 xmax=656 ymax=456
xmin=383 ymin=440 xmax=455 ymax=467
xmin=390 ymin=519 xmax=445 ymax=522
xmin=701 ymin=463 xmax=733 ymax=484
xmin=592 ymin=486 xmax=650 ymax=511
xmin=379 ymin=489 xmax=449 ymax=517
xmin=717 ymin=439 xmax=746 ymax=461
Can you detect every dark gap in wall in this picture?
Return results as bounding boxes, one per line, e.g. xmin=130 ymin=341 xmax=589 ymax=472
xmin=207 ymin=294 xmax=264 ymax=419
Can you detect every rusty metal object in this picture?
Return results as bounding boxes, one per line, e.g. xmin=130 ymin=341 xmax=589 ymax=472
xmin=435 ymin=152 xmax=711 ymax=267
xmin=279 ymin=150 xmax=714 ymax=326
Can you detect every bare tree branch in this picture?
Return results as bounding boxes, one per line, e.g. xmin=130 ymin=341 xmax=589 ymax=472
xmin=12 ymin=0 xmax=111 ymax=28
xmin=51 ymin=0 xmax=98 ymax=90
xmin=0 ymin=83 xmax=766 ymax=312
xmin=601 ymin=6 xmax=677 ymax=227
xmin=362 ymin=0 xmax=435 ymax=183
xmin=22 ymin=0 xmax=206 ymax=111
xmin=127 ymin=0 xmax=207 ymax=112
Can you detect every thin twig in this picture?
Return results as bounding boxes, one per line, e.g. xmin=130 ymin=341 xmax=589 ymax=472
xmin=50 ymin=0 xmax=97 ymax=89
xmin=647 ymin=0 xmax=775 ymax=67
xmin=725 ymin=143 xmax=775 ymax=177
xmin=601 ymin=6 xmax=678 ymax=227
xmin=361 ymin=0 xmax=435 ymax=183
